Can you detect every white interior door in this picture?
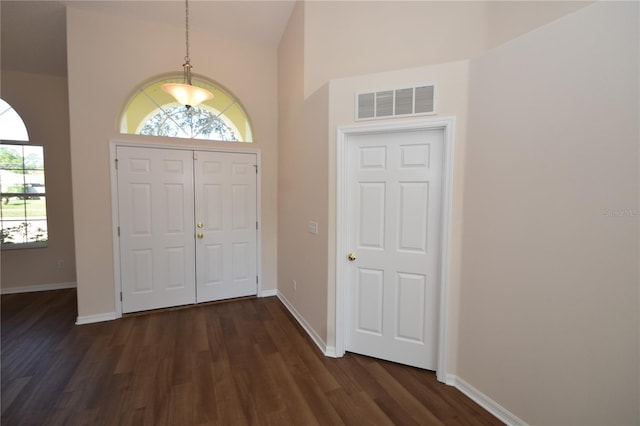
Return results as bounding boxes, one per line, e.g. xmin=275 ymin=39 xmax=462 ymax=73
xmin=345 ymin=129 xmax=443 ymax=369
xmin=194 ymin=151 xmax=257 ymax=303
xmin=117 ymin=146 xmax=196 ymax=313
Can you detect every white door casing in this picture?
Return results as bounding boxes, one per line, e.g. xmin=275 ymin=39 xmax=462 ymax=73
xmin=117 ymin=146 xmax=196 ymax=313
xmin=113 ymin=143 xmax=260 ymax=315
xmin=195 ymin=151 xmax=258 ymax=302
xmin=336 ymin=118 xmax=455 ymax=382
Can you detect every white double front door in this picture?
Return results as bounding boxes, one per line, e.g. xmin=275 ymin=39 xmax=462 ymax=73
xmin=116 ymin=146 xmax=257 ymax=313
xmin=345 ymin=128 xmax=444 ymax=370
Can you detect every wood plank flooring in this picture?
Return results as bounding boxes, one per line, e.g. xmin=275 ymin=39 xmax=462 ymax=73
xmin=1 ymin=289 xmax=503 ymax=425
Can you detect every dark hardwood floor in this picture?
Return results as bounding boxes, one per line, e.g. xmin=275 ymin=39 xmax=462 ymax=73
xmin=1 ymin=289 xmax=502 ymax=425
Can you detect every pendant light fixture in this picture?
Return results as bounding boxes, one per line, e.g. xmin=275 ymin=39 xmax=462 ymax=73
xmin=162 ymin=0 xmax=213 ymax=108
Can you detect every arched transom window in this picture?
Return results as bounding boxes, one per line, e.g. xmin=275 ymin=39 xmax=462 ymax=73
xmin=120 ymin=76 xmax=253 ymax=143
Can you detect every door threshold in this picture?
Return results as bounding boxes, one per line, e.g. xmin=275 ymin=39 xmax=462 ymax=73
xmin=122 ymin=295 xmax=258 ymax=317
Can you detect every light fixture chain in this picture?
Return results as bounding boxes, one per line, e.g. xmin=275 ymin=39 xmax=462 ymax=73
xmin=184 ymin=0 xmax=190 ymax=62
xmin=162 ymin=0 xmax=213 ymax=108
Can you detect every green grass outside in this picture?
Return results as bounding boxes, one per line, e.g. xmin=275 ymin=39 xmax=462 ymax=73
xmin=1 ymin=198 xmax=47 ymax=218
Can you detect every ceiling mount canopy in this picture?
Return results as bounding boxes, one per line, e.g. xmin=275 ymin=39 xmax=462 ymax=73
xmin=162 ymin=0 xmax=213 ymax=109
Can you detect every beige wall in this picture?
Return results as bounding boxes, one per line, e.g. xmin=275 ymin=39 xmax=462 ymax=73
xmin=460 ymin=2 xmax=639 ymax=424
xmin=303 ymin=1 xmax=487 ymax=97
xmin=303 ymin=1 xmax=590 ymax=98
xmin=485 ymin=1 xmax=593 ymax=49
xmin=279 ymin=83 xmax=331 ymax=339
xmin=277 ymin=2 xmax=331 ymax=341
xmin=1 ymin=70 xmax=76 ymax=290
xmin=66 ymin=5 xmax=279 ymax=318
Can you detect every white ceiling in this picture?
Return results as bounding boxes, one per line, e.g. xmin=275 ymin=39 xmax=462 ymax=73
xmin=1 ymin=0 xmax=296 ymax=77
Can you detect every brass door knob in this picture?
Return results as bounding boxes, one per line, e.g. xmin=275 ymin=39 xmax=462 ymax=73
xmin=197 ymin=233 xmax=204 ymax=239
xmin=197 ymin=222 xmax=204 ymax=228
xmin=347 ymin=252 xmax=356 ymax=261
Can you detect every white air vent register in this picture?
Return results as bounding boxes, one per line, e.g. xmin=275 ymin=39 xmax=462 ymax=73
xmin=356 ymin=85 xmax=435 ymax=121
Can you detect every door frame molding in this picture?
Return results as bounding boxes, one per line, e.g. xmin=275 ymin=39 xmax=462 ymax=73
xmin=335 ymin=117 xmax=455 ymax=383
xmin=109 ymin=138 xmax=262 ymax=318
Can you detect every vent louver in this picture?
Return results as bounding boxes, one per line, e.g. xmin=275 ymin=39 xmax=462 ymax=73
xmin=358 ymin=93 xmax=375 ymax=119
xmin=356 ymin=85 xmax=435 ymax=121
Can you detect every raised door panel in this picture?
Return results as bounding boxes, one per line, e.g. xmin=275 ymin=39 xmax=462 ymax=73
xmin=356 ymin=268 xmax=384 ymax=335
xmin=358 ymin=183 xmax=386 ymax=249
xmin=398 ymin=182 xmax=429 ymax=253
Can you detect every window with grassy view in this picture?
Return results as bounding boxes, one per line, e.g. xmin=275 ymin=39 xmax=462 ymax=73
xmin=1 ymin=99 xmax=48 ymax=248
xmin=0 ymin=144 xmax=47 ymax=247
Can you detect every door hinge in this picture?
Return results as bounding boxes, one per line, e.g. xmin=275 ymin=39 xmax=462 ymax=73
xmin=120 ymin=292 xmax=122 ymax=301
xmin=254 ymin=164 xmax=258 ymax=174
xmin=115 ymin=158 xmax=119 ymax=170
xmin=256 ymin=221 xmax=259 ymax=230
xmin=256 ymin=276 xmax=259 ymax=284
xmin=117 ymin=226 xmax=120 ymax=237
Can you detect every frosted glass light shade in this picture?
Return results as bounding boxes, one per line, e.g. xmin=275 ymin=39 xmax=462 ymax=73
xmin=161 ymin=82 xmax=213 ymax=107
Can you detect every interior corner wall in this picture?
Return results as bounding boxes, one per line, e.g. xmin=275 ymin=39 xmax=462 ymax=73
xmin=460 ymin=2 xmax=639 ymax=424
xmin=278 ymin=84 xmax=330 ymax=343
xmin=1 ymin=70 xmax=76 ymax=291
xmin=484 ymin=0 xmax=593 ymax=49
xmin=303 ymin=1 xmax=488 ymax=97
xmin=278 ymin=1 xmax=331 ymax=345
xmin=66 ymin=5 xmax=279 ymax=318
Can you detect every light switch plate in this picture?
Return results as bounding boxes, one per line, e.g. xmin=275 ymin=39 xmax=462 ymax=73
xmin=307 ymin=221 xmax=318 ymax=235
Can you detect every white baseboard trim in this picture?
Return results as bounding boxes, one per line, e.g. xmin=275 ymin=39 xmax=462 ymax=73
xmin=76 ymin=312 xmax=118 ymax=325
xmin=276 ymin=291 xmax=332 ymax=357
xmin=325 ymin=346 xmax=337 ymax=358
xmin=444 ymin=373 xmax=457 ymax=386
xmin=1 ymin=281 xmax=77 ymax=295
xmin=452 ymin=375 xmax=527 ymax=426
xmin=260 ymin=289 xmax=277 ymax=297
